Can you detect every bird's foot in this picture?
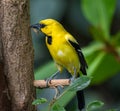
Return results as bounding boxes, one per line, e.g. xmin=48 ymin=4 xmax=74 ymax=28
xmin=69 ymin=75 xmax=76 ymax=84
xmin=45 ymin=70 xmax=60 ymax=87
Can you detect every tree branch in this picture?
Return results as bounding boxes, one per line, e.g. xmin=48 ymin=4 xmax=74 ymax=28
xmin=34 ymin=79 xmax=70 ymax=88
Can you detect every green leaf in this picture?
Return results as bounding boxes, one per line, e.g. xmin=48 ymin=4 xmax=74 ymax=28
xmin=52 ymin=104 xmax=66 ymax=111
xmin=32 ymin=98 xmax=47 ymax=105
xmin=81 ymin=0 xmax=116 ymax=39
xmin=87 ymin=100 xmax=104 ymax=111
xmin=68 ymin=76 xmax=91 ymax=91
xmin=52 ymin=91 xmax=75 ymax=110
xmin=87 ymin=52 xmax=106 ymax=77
xmin=87 ymin=51 xmax=120 ymax=85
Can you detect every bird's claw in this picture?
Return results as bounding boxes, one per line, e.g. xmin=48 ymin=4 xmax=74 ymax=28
xmin=46 ymin=78 xmax=52 ymax=87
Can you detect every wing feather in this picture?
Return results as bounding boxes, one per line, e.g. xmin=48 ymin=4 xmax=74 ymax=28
xmin=68 ymin=39 xmax=88 ymax=75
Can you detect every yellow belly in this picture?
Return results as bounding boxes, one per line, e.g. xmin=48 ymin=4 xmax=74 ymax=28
xmin=46 ymin=41 xmax=80 ymax=75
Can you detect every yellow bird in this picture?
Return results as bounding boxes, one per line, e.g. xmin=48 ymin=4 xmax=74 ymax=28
xmin=31 ymin=19 xmax=88 ymax=111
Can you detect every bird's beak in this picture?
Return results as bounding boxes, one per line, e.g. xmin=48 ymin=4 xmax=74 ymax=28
xmin=30 ymin=23 xmax=41 ymax=30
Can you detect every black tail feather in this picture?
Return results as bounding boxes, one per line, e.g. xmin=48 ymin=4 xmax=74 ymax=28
xmin=76 ymin=90 xmax=85 ymax=111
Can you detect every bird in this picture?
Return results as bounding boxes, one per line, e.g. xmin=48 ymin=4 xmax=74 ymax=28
xmin=31 ymin=19 xmax=88 ymax=111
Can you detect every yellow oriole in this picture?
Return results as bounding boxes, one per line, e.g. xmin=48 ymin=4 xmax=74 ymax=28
xmin=31 ymin=19 xmax=88 ymax=111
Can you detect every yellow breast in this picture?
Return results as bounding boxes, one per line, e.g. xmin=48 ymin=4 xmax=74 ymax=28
xmin=45 ymin=35 xmax=80 ymax=75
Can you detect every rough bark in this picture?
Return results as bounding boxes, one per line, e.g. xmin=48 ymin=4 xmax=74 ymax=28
xmin=0 ymin=30 xmax=11 ymax=111
xmin=0 ymin=62 xmax=11 ymax=111
xmin=0 ymin=0 xmax=35 ymax=111
xmin=0 ymin=1 xmax=11 ymax=110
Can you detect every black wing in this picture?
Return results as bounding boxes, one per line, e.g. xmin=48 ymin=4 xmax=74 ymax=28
xmin=68 ymin=40 xmax=88 ymax=75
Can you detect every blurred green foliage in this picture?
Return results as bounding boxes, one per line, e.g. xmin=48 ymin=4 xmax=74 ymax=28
xmin=50 ymin=76 xmax=91 ymax=111
xmin=52 ymin=104 xmax=66 ymax=111
xmin=32 ymin=98 xmax=47 ymax=105
xmin=30 ymin=0 xmax=120 ymax=111
xmin=81 ymin=0 xmax=120 ymax=85
xmin=86 ymin=100 xmax=104 ymax=111
xmin=81 ymin=0 xmax=116 ymax=39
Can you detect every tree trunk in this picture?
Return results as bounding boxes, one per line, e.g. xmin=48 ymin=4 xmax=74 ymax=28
xmin=0 ymin=33 xmax=11 ymax=111
xmin=0 ymin=0 xmax=35 ymax=111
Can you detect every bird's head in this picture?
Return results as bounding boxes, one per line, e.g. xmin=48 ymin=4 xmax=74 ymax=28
xmin=31 ymin=19 xmax=62 ymax=36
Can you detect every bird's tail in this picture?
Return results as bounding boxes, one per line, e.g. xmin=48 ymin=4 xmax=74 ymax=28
xmin=76 ymin=90 xmax=85 ymax=111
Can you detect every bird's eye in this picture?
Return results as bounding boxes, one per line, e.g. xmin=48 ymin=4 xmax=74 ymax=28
xmin=40 ymin=24 xmax=46 ymax=28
